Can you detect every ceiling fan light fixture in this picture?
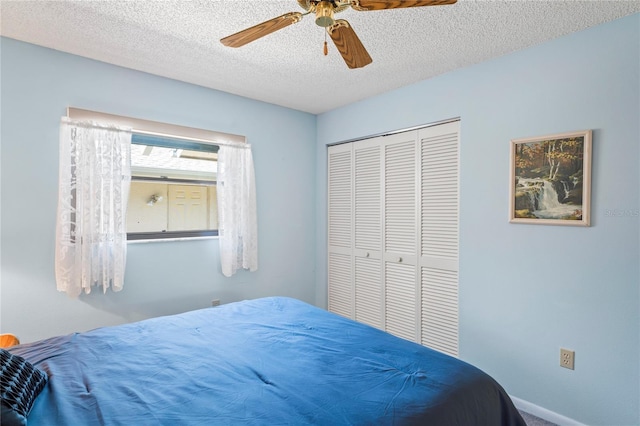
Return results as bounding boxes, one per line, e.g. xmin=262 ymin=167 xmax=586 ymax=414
xmin=315 ymin=1 xmax=335 ymax=27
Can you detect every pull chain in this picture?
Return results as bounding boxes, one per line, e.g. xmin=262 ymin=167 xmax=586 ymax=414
xmin=323 ymin=30 xmax=328 ymax=56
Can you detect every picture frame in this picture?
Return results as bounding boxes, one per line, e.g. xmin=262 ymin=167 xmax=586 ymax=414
xmin=509 ymin=129 xmax=592 ymax=226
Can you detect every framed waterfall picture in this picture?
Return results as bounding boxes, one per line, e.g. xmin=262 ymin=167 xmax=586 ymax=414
xmin=509 ymin=129 xmax=592 ymax=226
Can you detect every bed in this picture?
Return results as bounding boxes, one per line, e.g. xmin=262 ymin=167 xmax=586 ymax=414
xmin=3 ymin=297 xmax=525 ymax=425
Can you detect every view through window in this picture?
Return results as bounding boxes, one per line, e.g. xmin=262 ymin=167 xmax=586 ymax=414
xmin=127 ymin=133 xmax=219 ymax=240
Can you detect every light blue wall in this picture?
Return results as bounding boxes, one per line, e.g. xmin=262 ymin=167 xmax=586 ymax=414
xmin=1 ymin=38 xmax=317 ymax=343
xmin=316 ymin=14 xmax=639 ymax=426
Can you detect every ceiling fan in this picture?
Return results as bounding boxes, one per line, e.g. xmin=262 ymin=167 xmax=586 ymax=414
xmin=220 ymin=0 xmax=457 ymax=69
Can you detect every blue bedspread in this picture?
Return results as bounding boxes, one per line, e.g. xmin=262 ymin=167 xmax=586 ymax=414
xmin=10 ymin=297 xmax=525 ymax=425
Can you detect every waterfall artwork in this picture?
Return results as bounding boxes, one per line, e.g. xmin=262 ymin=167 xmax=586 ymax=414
xmin=509 ymin=129 xmax=592 ymax=226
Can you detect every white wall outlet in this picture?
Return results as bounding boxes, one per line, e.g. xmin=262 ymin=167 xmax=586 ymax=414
xmin=211 ymin=299 xmax=221 ymax=307
xmin=560 ymin=348 xmax=575 ymax=370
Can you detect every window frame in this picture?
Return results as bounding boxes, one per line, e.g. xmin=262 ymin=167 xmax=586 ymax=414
xmin=66 ymin=108 xmax=245 ymax=242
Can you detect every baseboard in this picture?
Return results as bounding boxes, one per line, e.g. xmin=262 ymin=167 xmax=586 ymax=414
xmin=510 ymin=396 xmax=586 ymax=426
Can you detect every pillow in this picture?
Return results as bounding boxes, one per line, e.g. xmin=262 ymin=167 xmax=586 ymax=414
xmin=0 ymin=349 xmax=47 ymax=426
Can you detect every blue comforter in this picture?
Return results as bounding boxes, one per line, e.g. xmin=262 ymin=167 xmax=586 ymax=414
xmin=10 ymin=297 xmax=525 ymax=425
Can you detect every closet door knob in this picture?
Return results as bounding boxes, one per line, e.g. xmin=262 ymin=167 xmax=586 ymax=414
xmin=365 ymin=252 xmax=370 ymax=258
xmin=398 ymin=257 xmax=403 ymax=263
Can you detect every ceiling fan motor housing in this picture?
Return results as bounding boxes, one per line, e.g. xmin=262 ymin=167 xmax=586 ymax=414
xmin=297 ymin=0 xmax=351 ymax=27
xmin=315 ymin=1 xmax=335 ymax=27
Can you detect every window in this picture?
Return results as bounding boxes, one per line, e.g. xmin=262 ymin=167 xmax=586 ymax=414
xmin=127 ymin=133 xmax=219 ymax=240
xmin=66 ymin=107 xmax=246 ymax=242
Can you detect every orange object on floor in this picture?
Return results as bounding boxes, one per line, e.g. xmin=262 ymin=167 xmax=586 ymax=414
xmin=0 ymin=333 xmax=20 ymax=348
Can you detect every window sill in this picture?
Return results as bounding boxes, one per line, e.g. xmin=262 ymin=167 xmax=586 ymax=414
xmin=128 ymin=236 xmax=218 ymax=244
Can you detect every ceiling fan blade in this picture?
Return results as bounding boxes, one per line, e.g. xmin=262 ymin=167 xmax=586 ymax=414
xmin=221 ymin=12 xmax=303 ymax=48
xmin=351 ymin=0 xmax=456 ymax=11
xmin=328 ymin=20 xmax=372 ymax=69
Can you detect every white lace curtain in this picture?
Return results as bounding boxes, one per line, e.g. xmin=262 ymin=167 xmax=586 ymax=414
xmin=217 ymin=144 xmax=258 ymax=277
xmin=55 ymin=118 xmax=132 ymax=297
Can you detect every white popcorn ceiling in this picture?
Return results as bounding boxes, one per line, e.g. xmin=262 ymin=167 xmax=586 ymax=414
xmin=1 ymin=0 xmax=639 ymax=114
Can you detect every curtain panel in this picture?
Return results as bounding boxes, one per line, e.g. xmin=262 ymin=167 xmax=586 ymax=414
xmin=217 ymin=144 xmax=258 ymax=277
xmin=55 ymin=118 xmax=132 ymax=297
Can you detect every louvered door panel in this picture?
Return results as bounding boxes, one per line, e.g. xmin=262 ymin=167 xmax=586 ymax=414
xmin=328 ymin=148 xmax=352 ymax=249
xmin=384 ymin=134 xmax=417 ymax=255
xmin=328 ymin=144 xmax=353 ymax=318
xmin=420 ymin=126 xmax=459 ymax=262
xmin=354 ymin=143 xmax=381 ymax=252
xmin=418 ymin=121 xmax=459 ymax=356
xmin=385 ymin=262 xmax=417 ymax=342
xmin=382 ymin=131 xmax=418 ymax=342
xmin=421 ymin=267 xmax=459 ymax=356
xmin=328 ymin=252 xmax=352 ymax=318
xmin=355 ymin=257 xmax=383 ymax=329
xmin=353 ymin=140 xmax=383 ymax=328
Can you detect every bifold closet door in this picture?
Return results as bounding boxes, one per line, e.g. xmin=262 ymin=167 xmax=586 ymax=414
xmin=327 ymin=143 xmax=353 ymax=318
xmin=418 ymin=121 xmax=459 ymax=357
xmin=327 ymin=120 xmax=460 ymax=356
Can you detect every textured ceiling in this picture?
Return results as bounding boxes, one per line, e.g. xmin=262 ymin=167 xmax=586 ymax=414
xmin=1 ymin=1 xmax=639 ymax=114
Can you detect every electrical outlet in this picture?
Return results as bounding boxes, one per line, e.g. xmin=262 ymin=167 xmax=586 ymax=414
xmin=560 ymin=348 xmax=575 ymax=370
xmin=211 ymin=299 xmax=221 ymax=307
